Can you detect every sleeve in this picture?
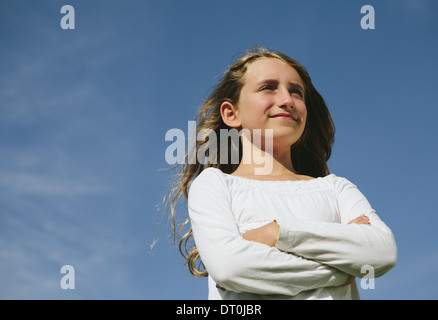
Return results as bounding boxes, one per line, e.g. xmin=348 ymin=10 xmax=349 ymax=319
xmin=275 ymin=175 xmax=397 ymax=278
xmin=188 ymin=168 xmax=350 ymax=296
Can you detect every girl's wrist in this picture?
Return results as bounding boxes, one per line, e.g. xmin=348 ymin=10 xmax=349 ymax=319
xmin=266 ymin=220 xmax=280 ymax=247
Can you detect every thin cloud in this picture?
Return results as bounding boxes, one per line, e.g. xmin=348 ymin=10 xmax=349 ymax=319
xmin=0 ymin=170 xmax=111 ymax=197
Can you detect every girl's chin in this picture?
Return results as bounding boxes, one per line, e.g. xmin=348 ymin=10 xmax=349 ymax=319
xmin=271 ymin=132 xmax=302 ymax=143
xmin=261 ymin=137 xmax=301 ymax=150
xmin=240 ymin=128 xmax=303 ymax=146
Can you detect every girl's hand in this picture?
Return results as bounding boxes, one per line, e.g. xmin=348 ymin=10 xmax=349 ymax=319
xmin=219 ymin=221 xmax=280 ymax=292
xmin=348 ymin=214 xmax=371 ymax=226
xmin=242 ymin=221 xmax=280 ymax=247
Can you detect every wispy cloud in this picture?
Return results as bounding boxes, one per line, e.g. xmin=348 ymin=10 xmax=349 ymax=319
xmin=0 ymin=170 xmax=111 ymax=197
xmin=0 ymin=6 xmax=144 ymax=299
xmin=0 ymin=201 xmax=142 ymax=299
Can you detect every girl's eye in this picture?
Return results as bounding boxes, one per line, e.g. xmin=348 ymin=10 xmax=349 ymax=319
xmin=290 ymin=89 xmax=304 ymax=98
xmin=259 ymin=85 xmax=304 ymax=99
xmin=260 ymin=85 xmax=275 ymax=91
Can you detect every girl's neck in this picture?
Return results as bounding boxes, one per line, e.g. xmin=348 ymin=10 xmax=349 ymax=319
xmin=233 ymin=143 xmax=298 ymax=177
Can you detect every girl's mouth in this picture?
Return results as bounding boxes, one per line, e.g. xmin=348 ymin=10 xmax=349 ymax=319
xmin=270 ymin=113 xmax=297 ymax=121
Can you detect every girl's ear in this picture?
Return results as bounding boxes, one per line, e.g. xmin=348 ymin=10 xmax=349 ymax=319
xmin=220 ymin=101 xmax=241 ymax=129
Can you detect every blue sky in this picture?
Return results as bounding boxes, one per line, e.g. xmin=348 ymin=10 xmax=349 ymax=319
xmin=1 ymin=0 xmax=437 ymax=300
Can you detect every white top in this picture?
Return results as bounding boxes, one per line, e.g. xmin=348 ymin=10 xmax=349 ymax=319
xmin=187 ymin=167 xmax=397 ymax=300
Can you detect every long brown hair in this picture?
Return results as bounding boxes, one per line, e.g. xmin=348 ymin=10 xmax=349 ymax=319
xmin=164 ymin=46 xmax=335 ymax=277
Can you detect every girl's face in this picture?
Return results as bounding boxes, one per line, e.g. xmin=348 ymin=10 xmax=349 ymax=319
xmin=235 ymin=58 xmax=307 ymax=149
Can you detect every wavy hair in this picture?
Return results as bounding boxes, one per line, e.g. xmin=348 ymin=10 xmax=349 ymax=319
xmin=164 ymin=46 xmax=335 ymax=277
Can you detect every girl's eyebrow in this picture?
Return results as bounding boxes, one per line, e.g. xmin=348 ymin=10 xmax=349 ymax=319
xmin=256 ymin=79 xmax=304 ymax=93
xmin=288 ymin=82 xmax=305 ymax=93
xmin=256 ymin=79 xmax=279 ymax=86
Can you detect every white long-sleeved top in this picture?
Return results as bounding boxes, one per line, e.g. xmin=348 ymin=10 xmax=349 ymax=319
xmin=187 ymin=167 xmax=397 ymax=300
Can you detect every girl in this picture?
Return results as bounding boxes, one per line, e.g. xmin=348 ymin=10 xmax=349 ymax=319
xmin=167 ymin=47 xmax=397 ymax=299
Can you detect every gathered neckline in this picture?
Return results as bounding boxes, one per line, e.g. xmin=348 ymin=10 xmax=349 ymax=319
xmin=199 ymin=168 xmax=337 ymax=195
xmin=209 ymin=167 xmax=332 ymax=184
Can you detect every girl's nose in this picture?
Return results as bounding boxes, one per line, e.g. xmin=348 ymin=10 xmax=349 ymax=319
xmin=277 ymin=87 xmax=294 ymax=109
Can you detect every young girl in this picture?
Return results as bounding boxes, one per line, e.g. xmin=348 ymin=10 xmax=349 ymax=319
xmin=167 ymin=47 xmax=397 ymax=300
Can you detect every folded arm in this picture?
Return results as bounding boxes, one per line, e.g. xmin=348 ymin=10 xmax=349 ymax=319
xmin=188 ymin=169 xmax=350 ymax=296
xmin=244 ymin=177 xmax=397 ymax=278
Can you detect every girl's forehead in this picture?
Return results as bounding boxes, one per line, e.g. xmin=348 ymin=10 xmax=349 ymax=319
xmin=244 ymin=58 xmax=303 ymax=85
